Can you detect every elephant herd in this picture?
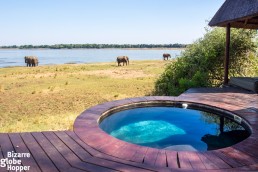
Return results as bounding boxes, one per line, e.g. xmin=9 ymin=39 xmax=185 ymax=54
xmin=24 ymin=56 xmax=39 ymax=67
xmin=24 ymin=53 xmax=171 ymax=67
xmin=116 ymin=53 xmax=170 ymax=66
xmin=24 ymin=55 xmax=130 ymax=67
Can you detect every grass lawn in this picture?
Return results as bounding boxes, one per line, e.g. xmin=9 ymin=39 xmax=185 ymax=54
xmin=0 ymin=60 xmax=169 ymax=132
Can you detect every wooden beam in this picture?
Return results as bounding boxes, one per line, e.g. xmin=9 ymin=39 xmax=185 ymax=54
xmin=244 ymin=19 xmax=248 ymax=25
xmin=220 ymin=116 xmax=224 ymax=133
xmin=224 ymin=23 xmax=231 ymax=85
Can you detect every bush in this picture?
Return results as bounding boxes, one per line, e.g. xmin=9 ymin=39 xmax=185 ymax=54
xmin=154 ymin=27 xmax=257 ymax=96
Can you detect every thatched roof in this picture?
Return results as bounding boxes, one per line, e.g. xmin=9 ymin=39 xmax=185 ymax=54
xmin=209 ymin=0 xmax=258 ymax=29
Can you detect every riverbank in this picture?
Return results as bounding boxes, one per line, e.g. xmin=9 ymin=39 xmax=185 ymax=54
xmin=0 ymin=48 xmax=182 ymax=68
xmin=0 ymin=60 xmax=170 ymax=132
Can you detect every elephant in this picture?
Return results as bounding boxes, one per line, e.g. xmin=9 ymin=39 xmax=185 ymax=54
xmin=24 ymin=56 xmax=39 ymax=67
xmin=163 ymin=53 xmax=171 ymax=60
xmin=117 ymin=56 xmax=129 ymax=66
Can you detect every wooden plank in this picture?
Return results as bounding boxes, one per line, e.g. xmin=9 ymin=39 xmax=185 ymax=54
xmin=67 ymin=131 xmax=128 ymax=162
xmin=235 ymin=163 xmax=258 ymax=171
xmin=20 ymin=132 xmax=59 ymax=172
xmin=185 ymin=152 xmax=206 ymax=170
xmin=43 ymin=132 xmax=116 ymax=172
xmin=234 ymin=144 xmax=258 ymax=159
xmin=66 ymin=132 xmax=168 ymax=172
xmin=67 ymin=131 xmax=141 ymax=165
xmin=220 ymin=147 xmax=258 ymax=165
xmin=130 ymin=146 xmax=148 ymax=163
xmin=89 ymin=135 xmax=113 ymax=149
xmin=92 ymin=148 xmax=170 ymax=172
xmin=224 ymin=26 xmax=230 ymax=86
xmin=197 ymin=152 xmax=219 ymax=170
xmin=54 ymin=131 xmax=91 ymax=160
xmin=0 ymin=144 xmax=8 ymax=172
xmin=86 ymin=157 xmax=152 ymax=172
xmin=165 ymin=151 xmax=178 ymax=168
xmin=177 ymin=151 xmax=192 ymax=169
xmin=68 ymin=132 xmax=169 ymax=171
xmin=66 ymin=167 xmax=88 ymax=172
xmin=213 ymin=150 xmax=244 ymax=167
xmin=9 ymin=133 xmax=41 ymax=172
xmin=98 ymin=138 xmax=119 ymax=153
xmin=143 ymin=148 xmax=159 ymax=166
xmin=0 ymin=133 xmax=15 ymax=158
xmin=0 ymin=133 xmax=24 ymax=172
xmin=112 ymin=144 xmax=137 ymax=161
xmin=31 ymin=132 xmax=71 ymax=171
xmin=100 ymin=140 xmax=126 ymax=156
xmin=74 ymin=162 xmax=117 ymax=172
xmin=154 ymin=150 xmax=167 ymax=167
xmin=65 ymin=131 xmax=101 ymax=156
xmin=202 ymin=151 xmax=231 ymax=169
xmin=201 ymin=151 xmax=232 ymax=169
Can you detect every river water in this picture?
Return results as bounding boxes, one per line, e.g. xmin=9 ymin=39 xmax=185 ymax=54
xmin=0 ymin=49 xmax=183 ymax=68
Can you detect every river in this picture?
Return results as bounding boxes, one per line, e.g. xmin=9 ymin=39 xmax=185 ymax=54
xmin=0 ymin=48 xmax=183 ymax=68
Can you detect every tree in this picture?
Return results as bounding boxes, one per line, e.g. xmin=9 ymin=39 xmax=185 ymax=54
xmin=154 ymin=27 xmax=258 ymax=96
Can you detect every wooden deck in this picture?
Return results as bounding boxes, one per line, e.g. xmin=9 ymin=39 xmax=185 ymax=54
xmin=1 ymin=87 xmax=258 ymax=172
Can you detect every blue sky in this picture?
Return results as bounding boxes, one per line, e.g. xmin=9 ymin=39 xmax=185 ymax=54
xmin=0 ymin=0 xmax=224 ymax=45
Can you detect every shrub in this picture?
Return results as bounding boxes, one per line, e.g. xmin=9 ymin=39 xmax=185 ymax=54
xmin=154 ymin=27 xmax=257 ymax=96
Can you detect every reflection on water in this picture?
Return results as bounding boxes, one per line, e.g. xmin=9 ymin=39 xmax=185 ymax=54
xmin=200 ymin=111 xmax=245 ymax=132
xmin=200 ymin=111 xmax=249 ymax=150
xmin=99 ymin=107 xmax=250 ymax=151
xmin=201 ymin=130 xmax=249 ymax=150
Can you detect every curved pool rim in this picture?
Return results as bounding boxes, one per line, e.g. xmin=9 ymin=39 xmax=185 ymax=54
xmin=74 ymin=97 xmax=253 ymax=159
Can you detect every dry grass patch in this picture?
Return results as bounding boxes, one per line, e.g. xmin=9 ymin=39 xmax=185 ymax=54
xmin=0 ymin=60 xmax=168 ymax=132
xmin=84 ymin=69 xmax=153 ymax=78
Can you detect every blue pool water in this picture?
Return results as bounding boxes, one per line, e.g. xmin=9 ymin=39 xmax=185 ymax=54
xmin=99 ymin=107 xmax=249 ymax=151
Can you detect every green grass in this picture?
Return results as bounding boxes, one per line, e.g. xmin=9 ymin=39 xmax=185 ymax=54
xmin=0 ymin=60 xmax=169 ymax=132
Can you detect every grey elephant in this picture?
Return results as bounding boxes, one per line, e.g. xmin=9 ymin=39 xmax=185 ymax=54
xmin=24 ymin=56 xmax=39 ymax=67
xmin=117 ymin=56 xmax=129 ymax=66
xmin=163 ymin=53 xmax=171 ymax=60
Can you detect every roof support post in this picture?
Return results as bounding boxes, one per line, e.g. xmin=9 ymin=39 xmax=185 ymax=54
xmin=224 ymin=23 xmax=231 ymax=85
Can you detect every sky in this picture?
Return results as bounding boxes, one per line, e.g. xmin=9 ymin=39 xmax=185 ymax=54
xmin=0 ymin=0 xmax=225 ymax=46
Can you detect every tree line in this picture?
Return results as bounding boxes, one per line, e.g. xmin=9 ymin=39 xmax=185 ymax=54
xmin=0 ymin=44 xmax=187 ymax=49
